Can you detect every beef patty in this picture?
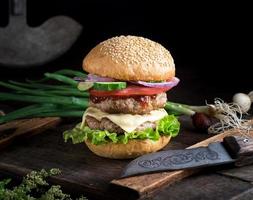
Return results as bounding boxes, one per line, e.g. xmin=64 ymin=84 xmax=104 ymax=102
xmin=89 ymin=92 xmax=167 ymax=114
xmin=85 ymin=115 xmax=156 ymax=134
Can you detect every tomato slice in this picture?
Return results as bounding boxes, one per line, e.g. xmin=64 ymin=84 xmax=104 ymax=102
xmin=89 ymin=85 xmax=172 ymax=97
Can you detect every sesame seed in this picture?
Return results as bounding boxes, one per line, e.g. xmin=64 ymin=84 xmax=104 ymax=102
xmin=98 ymin=35 xmax=173 ymax=68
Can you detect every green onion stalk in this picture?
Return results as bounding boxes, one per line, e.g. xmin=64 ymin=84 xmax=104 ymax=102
xmin=165 ymin=101 xmax=217 ymax=116
xmin=0 ymin=77 xmax=211 ymax=124
xmin=0 ymin=69 xmax=238 ymax=131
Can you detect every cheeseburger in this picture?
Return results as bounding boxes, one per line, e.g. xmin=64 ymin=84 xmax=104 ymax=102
xmin=64 ymin=35 xmax=180 ymax=159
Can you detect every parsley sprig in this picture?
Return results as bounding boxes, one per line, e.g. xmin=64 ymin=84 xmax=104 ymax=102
xmin=0 ymin=169 xmax=87 ymax=200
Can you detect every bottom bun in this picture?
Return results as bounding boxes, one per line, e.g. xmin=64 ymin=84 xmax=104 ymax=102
xmin=85 ymin=136 xmax=171 ymax=159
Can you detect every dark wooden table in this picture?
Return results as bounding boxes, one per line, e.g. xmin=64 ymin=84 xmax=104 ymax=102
xmin=0 ymin=68 xmax=252 ymax=200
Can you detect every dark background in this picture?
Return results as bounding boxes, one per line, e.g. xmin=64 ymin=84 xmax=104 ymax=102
xmin=0 ymin=0 xmax=252 ymax=97
xmin=0 ymin=2 xmax=252 ymax=199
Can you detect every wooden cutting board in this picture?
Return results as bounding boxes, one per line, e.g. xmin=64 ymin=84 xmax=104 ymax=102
xmin=0 ymin=116 xmax=252 ymax=200
xmin=111 ymin=120 xmax=253 ymax=197
xmin=0 ymin=117 xmax=61 ymax=149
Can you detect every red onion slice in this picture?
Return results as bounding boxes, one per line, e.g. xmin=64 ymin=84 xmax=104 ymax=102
xmin=86 ymin=74 xmax=116 ymax=82
xmin=74 ymin=74 xmax=179 ymax=89
xmin=132 ymin=77 xmax=180 ymax=88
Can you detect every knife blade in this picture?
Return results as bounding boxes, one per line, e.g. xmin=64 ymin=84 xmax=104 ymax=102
xmin=121 ymin=136 xmax=253 ymax=178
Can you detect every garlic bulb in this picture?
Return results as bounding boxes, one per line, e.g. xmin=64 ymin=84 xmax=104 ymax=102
xmin=248 ymin=91 xmax=253 ymax=103
xmin=232 ymin=93 xmax=251 ymax=113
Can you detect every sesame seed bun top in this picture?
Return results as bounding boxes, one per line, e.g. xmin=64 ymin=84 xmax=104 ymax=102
xmin=83 ymin=35 xmax=175 ymax=81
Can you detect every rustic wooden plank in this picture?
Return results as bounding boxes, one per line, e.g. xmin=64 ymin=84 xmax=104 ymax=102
xmin=0 ymin=128 xmax=129 ymax=200
xmin=0 ymin=136 xmax=190 ymax=200
xmin=0 ymin=117 xmax=61 ymax=149
xmin=111 ymin=120 xmax=253 ymax=198
xmin=0 ymin=117 xmax=252 ymax=199
xmin=0 ymin=119 xmax=27 ymax=132
xmin=230 ymin=188 xmax=253 ymax=200
xmin=151 ymin=174 xmax=253 ymax=200
xmin=0 ymin=118 xmax=194 ymax=200
xmin=218 ymin=165 xmax=253 ymax=183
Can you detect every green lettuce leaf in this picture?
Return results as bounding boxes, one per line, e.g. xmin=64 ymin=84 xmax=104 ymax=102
xmin=63 ymin=115 xmax=180 ymax=145
xmin=158 ymin=115 xmax=180 ymax=137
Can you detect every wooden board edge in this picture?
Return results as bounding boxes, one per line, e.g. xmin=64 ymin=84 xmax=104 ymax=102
xmin=0 ymin=162 xmax=31 ymax=176
xmin=111 ymin=169 xmax=197 ymax=197
xmin=111 ymin=120 xmax=253 ymax=197
xmin=0 ymin=117 xmax=61 ymax=148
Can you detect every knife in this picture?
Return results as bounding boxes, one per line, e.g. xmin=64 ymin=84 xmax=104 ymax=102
xmin=121 ymin=136 xmax=253 ymax=178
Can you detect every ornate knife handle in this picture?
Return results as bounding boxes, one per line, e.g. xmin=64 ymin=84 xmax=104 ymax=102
xmin=223 ymin=136 xmax=253 ymax=167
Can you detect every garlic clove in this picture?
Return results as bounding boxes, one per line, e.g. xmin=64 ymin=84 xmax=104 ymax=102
xmin=232 ymin=93 xmax=252 ymax=113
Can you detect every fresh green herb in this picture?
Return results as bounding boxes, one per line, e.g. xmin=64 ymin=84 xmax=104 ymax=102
xmin=0 ymin=69 xmax=91 ymax=123
xmin=63 ymin=115 xmax=180 ymax=145
xmin=0 ymin=93 xmax=88 ymax=108
xmin=9 ymin=81 xmax=74 ymax=91
xmin=52 ymin=69 xmax=87 ymax=78
xmin=0 ymin=104 xmax=55 ymax=124
xmin=8 ymin=81 xmax=88 ymax=97
xmin=0 ymin=169 xmax=87 ymax=200
xmin=0 ymin=104 xmax=84 ymax=124
xmin=31 ymin=110 xmax=84 ymax=118
xmin=44 ymin=73 xmax=78 ymax=87
xmin=0 ymin=81 xmax=55 ymax=97
xmin=165 ymin=101 xmax=195 ymax=116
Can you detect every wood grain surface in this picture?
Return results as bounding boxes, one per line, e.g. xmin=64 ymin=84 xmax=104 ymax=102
xmin=0 ymin=117 xmax=61 ymax=149
xmin=111 ymin=120 xmax=253 ymax=198
xmin=152 ymin=173 xmax=253 ymax=200
xmin=0 ymin=117 xmax=252 ymax=200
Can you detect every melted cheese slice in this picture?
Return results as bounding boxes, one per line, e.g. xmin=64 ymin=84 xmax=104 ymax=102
xmin=82 ymin=107 xmax=168 ymax=132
